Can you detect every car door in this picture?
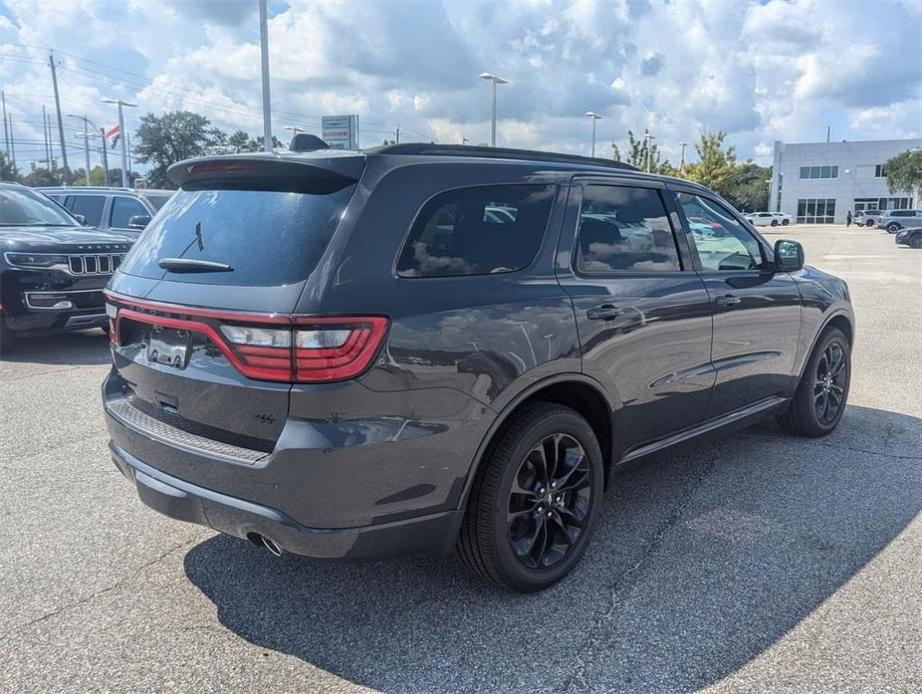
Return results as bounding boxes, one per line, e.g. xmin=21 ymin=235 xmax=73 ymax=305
xmin=556 ymin=178 xmax=715 ymax=457
xmin=672 ymin=187 xmax=802 ymax=419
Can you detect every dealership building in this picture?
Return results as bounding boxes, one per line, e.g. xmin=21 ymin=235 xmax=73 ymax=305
xmin=769 ymin=138 xmax=921 ymax=224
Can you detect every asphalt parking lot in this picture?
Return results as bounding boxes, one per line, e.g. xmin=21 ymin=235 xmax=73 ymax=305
xmin=1 ymin=224 xmax=919 ymax=693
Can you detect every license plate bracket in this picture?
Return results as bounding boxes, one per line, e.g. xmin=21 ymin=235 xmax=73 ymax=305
xmin=148 ymin=327 xmax=192 ymax=369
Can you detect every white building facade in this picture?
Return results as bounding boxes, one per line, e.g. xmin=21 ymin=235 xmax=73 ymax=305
xmin=769 ymin=138 xmax=921 ymax=224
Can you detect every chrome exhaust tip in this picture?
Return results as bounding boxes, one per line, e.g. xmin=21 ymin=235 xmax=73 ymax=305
xmin=260 ymin=535 xmax=283 ymax=557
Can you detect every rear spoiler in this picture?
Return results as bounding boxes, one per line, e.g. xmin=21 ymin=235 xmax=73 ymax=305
xmin=167 ymin=153 xmax=364 ymax=194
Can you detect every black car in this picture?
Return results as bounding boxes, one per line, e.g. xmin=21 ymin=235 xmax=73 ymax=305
xmin=895 ymin=227 xmax=922 ymax=248
xmin=0 ymin=183 xmax=133 ymax=348
xmin=102 ymin=145 xmax=854 ymax=592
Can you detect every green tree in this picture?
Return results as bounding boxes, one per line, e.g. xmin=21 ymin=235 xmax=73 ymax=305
xmin=722 ymin=161 xmax=771 ymax=212
xmin=228 ymin=130 xmax=260 ymax=153
xmin=134 ymin=111 xmax=220 ymax=188
xmin=0 ymin=152 xmax=20 ymax=182
xmin=883 ymin=149 xmax=922 ymax=198
xmin=612 ymin=130 xmax=674 ymax=174
xmin=684 ymin=131 xmax=737 ymax=198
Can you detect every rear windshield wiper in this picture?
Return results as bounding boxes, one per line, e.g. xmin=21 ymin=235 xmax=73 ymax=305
xmin=158 ymin=258 xmax=234 ymax=273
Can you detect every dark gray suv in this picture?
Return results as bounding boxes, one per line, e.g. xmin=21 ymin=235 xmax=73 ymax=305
xmin=102 ymin=144 xmax=854 ymax=592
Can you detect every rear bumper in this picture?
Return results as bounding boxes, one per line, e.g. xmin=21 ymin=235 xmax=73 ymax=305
xmin=111 ymin=441 xmax=464 ymax=560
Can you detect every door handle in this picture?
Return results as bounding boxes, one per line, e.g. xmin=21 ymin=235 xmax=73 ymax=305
xmin=716 ymin=294 xmax=742 ymax=307
xmin=586 ymin=304 xmax=623 ymax=321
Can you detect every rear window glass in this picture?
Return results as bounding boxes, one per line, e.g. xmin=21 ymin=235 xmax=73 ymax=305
xmin=119 ymin=187 xmax=355 ymax=286
xmin=396 ymin=184 xmax=554 ymax=278
xmin=144 ymin=193 xmax=171 ymax=210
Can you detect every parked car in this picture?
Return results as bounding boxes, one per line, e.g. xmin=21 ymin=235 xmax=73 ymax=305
xmin=0 ymin=182 xmax=133 ymax=348
xmin=745 ymin=211 xmax=790 ymax=227
xmin=853 ymin=209 xmax=880 ymax=227
xmin=771 ymin=212 xmax=792 ymax=225
xmin=876 ymin=209 xmax=922 ymax=233
xmin=895 ymin=227 xmax=922 ymax=248
xmin=38 ymin=186 xmax=173 ymax=237
xmin=102 ymin=144 xmax=854 ymax=592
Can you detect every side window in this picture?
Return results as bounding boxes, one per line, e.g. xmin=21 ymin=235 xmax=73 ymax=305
xmin=677 ymin=192 xmax=765 ymax=272
xmin=110 ymin=196 xmax=149 ymax=228
xmin=68 ymin=195 xmax=105 ymax=226
xmin=576 ymin=185 xmax=681 ymax=273
xmin=396 ymin=184 xmax=554 ymax=278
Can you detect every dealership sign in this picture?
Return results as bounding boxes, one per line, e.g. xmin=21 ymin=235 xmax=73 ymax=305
xmin=322 ymin=115 xmax=359 ymax=150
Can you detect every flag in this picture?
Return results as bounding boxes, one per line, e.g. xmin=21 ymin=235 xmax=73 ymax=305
xmin=106 ymin=124 xmax=121 ymax=150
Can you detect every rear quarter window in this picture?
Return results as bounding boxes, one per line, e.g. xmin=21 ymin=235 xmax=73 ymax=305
xmin=396 ymin=184 xmax=555 ymax=278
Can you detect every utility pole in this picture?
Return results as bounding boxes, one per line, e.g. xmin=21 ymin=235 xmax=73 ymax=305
xmin=2 ymin=91 xmax=9 ymax=157
xmin=68 ymin=115 xmax=94 ymax=184
xmin=258 ymin=0 xmax=273 ymax=152
xmin=42 ymin=106 xmax=50 ymax=167
xmin=679 ymin=141 xmax=687 ymax=172
xmin=49 ymin=51 xmax=70 ymax=186
xmin=585 ymin=111 xmax=602 ymax=157
xmin=126 ymin=132 xmax=132 ymax=175
xmin=395 ymin=126 xmax=400 ymax=144
xmin=7 ymin=114 xmax=15 ymax=172
xmin=479 ymin=73 xmax=508 ymax=147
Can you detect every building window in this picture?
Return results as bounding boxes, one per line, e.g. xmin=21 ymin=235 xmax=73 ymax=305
xmin=853 ymin=197 xmax=911 ymax=213
xmin=796 ymin=198 xmax=836 ymax=224
xmin=798 ymin=165 xmax=839 ymax=179
xmin=875 ymin=164 xmax=887 ymax=178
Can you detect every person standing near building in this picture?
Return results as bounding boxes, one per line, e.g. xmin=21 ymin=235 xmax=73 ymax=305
xmin=846 ymin=210 xmax=853 ymax=227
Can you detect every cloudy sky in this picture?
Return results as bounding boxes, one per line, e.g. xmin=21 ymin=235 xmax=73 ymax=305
xmin=1 ymin=0 xmax=920 ymax=171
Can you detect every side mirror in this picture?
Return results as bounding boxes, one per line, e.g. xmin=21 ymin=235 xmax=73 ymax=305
xmin=74 ymin=214 xmax=87 ymax=226
xmin=774 ymin=239 xmax=804 ymax=272
xmin=128 ymin=214 xmax=151 ymax=229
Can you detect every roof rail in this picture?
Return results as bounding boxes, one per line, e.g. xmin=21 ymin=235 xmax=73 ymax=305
xmin=367 ymin=143 xmax=639 ymax=172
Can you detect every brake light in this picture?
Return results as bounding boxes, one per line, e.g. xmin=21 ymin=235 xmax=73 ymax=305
xmin=294 ymin=317 xmax=390 ymax=382
xmin=106 ymin=293 xmax=388 ymax=384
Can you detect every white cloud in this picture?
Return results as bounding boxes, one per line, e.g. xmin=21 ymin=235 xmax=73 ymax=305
xmin=0 ymin=0 xmax=919 ymax=171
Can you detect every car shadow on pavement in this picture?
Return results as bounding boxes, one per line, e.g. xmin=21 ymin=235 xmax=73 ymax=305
xmin=0 ymin=330 xmax=111 ymax=365
xmin=183 ymin=404 xmax=920 ymax=693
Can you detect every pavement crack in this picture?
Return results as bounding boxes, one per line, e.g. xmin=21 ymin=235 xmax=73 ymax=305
xmin=562 ymin=447 xmax=722 ymax=693
xmin=0 ymin=538 xmax=197 ymax=643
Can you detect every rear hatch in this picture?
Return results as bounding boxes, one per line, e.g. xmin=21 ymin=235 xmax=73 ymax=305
xmin=106 ymin=154 xmax=373 ymax=448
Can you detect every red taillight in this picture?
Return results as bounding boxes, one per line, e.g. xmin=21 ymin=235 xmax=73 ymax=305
xmin=107 ymin=293 xmax=388 ymax=384
xmin=293 ymin=317 xmax=390 ymax=382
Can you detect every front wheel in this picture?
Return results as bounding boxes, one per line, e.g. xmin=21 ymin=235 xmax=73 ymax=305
xmin=910 ymin=234 xmax=922 ymax=249
xmin=777 ymin=327 xmax=850 ymax=437
xmin=887 ymin=223 xmax=901 ymax=233
xmin=781 ymin=219 xmax=790 ymax=225
xmin=0 ymin=319 xmax=17 ymax=358
xmin=771 ymin=219 xmax=779 ymax=227
xmin=866 ymin=220 xmax=874 ymax=227
xmin=457 ymin=402 xmax=604 ymax=592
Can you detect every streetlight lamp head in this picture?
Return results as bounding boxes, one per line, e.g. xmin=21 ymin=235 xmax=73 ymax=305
xmin=585 ymin=111 xmax=602 ymax=119
xmin=479 ymin=72 xmax=508 ymax=84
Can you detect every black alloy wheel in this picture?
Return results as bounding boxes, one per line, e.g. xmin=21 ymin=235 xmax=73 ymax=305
xmin=457 ymin=402 xmax=603 ymax=592
xmin=507 ymin=433 xmax=591 ymax=569
xmin=813 ymin=342 xmax=847 ymax=425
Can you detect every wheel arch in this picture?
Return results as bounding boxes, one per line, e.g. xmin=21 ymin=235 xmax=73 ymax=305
xmin=457 ymin=373 xmax=616 ymax=511
xmin=797 ymin=310 xmax=854 ymax=380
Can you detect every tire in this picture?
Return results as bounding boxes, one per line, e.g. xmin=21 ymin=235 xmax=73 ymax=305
xmin=771 ymin=219 xmax=778 ymax=227
xmin=457 ymin=402 xmax=604 ymax=592
xmin=0 ymin=319 xmax=17 ymax=358
xmin=866 ymin=220 xmax=874 ymax=227
xmin=782 ymin=219 xmax=790 ymax=225
xmin=910 ymin=234 xmax=922 ymax=249
xmin=887 ymin=222 xmax=901 ymax=233
xmin=777 ymin=327 xmax=850 ymax=437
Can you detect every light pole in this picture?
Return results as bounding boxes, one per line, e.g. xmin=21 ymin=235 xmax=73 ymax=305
xmin=67 ymin=114 xmax=92 ymax=185
xmin=679 ymin=141 xmax=687 ymax=172
xmin=585 ymin=111 xmax=602 ymax=157
xmin=259 ymin=0 xmax=273 ymax=152
xmin=479 ymin=72 xmax=508 ymax=147
xmin=101 ymin=98 xmax=136 ymax=187
xmin=643 ymin=131 xmax=655 ymax=173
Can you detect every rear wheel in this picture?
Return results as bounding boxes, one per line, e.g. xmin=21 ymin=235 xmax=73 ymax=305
xmin=457 ymin=402 xmax=603 ymax=592
xmin=866 ymin=220 xmax=874 ymax=227
xmin=778 ymin=327 xmax=850 ymax=437
xmin=781 ymin=219 xmax=790 ymax=225
xmin=771 ymin=219 xmax=779 ymax=227
xmin=887 ymin=222 xmax=901 ymax=233
xmin=910 ymin=234 xmax=922 ymax=249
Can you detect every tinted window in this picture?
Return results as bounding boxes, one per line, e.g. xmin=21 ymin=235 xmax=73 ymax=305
xmin=576 ymin=186 xmax=680 ymax=273
xmin=144 ymin=193 xmax=172 ymax=210
xmin=396 ymin=184 xmax=554 ymax=278
xmin=110 ymin=196 xmax=149 ymax=228
xmin=119 ymin=186 xmax=355 ymax=286
xmin=677 ymin=193 xmax=764 ymax=271
xmin=67 ymin=195 xmax=105 ymax=226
